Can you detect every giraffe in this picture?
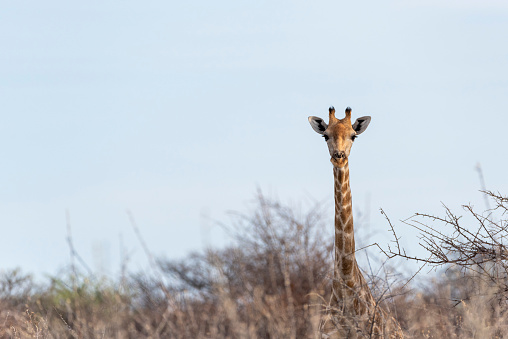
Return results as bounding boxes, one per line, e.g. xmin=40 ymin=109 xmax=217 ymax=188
xmin=308 ymin=106 xmax=403 ymax=338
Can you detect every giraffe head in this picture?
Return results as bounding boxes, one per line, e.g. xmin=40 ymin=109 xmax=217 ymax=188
xmin=308 ymin=107 xmax=371 ymax=167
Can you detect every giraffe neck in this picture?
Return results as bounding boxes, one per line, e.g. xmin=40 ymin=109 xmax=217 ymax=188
xmin=324 ymin=161 xmax=403 ymax=338
xmin=332 ymin=159 xmax=361 ymax=301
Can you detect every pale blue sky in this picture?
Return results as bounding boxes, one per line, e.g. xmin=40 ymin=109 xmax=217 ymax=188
xmin=1 ymin=0 xmax=507 ymax=277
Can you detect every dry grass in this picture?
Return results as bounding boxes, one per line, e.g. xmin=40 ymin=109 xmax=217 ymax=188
xmin=1 ymin=191 xmax=508 ymax=338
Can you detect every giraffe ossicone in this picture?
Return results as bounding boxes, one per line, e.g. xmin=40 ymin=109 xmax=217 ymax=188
xmin=308 ymin=107 xmax=403 ymax=339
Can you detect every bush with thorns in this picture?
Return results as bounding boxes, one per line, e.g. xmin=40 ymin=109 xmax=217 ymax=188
xmin=384 ymin=191 xmax=508 ymax=338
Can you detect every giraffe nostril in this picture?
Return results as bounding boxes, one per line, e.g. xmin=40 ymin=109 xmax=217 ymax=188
xmin=333 ymin=151 xmax=345 ymax=159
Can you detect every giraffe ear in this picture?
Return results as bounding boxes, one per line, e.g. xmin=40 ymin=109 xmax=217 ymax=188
xmin=352 ymin=116 xmax=371 ymax=135
xmin=308 ymin=116 xmax=327 ymax=135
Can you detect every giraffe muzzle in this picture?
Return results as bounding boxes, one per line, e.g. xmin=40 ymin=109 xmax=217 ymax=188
xmin=332 ymin=151 xmax=346 ymax=160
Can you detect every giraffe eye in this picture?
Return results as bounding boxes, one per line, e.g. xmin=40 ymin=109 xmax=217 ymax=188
xmin=323 ymin=134 xmax=329 ymax=141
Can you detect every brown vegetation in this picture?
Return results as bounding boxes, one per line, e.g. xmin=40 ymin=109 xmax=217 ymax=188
xmin=1 ymin=191 xmax=508 ymax=338
xmin=384 ymin=190 xmax=508 ymax=338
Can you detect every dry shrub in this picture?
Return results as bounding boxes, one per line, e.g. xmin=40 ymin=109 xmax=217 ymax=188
xmin=157 ymin=192 xmax=332 ymax=338
xmin=386 ymin=191 xmax=508 ymax=338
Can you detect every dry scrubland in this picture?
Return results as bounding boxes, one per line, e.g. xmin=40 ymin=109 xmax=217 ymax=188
xmin=1 ymin=191 xmax=508 ymax=338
